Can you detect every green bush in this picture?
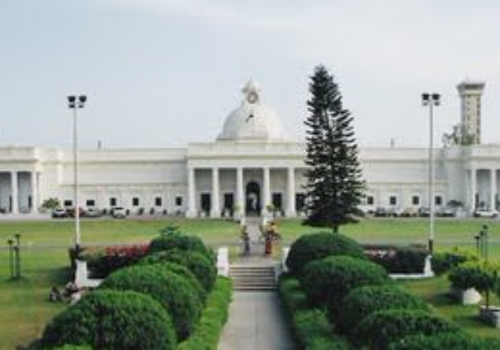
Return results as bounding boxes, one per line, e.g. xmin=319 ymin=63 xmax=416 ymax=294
xmin=286 ymin=231 xmax=366 ymax=276
xmin=389 ymin=332 xmax=500 ymax=349
xmin=338 ymin=285 xmax=429 ymax=335
xmin=278 ymin=275 xmax=350 ymax=350
xmin=139 ymin=260 xmax=206 ymax=304
xmin=301 ymin=255 xmax=389 ymax=310
xmin=142 ymin=250 xmax=217 ymax=292
xmin=100 ymin=264 xmax=202 ymax=341
xmin=431 ymin=250 xmax=477 ymax=275
xmin=149 ymin=232 xmax=213 ymax=260
xmin=366 ymin=246 xmax=428 ymax=273
xmin=279 ymin=275 xmax=309 ymax=311
xmin=41 ymin=290 xmax=176 ymax=350
xmin=354 ymin=309 xmax=461 ymax=350
xmin=178 ymin=277 xmax=233 ymax=350
xmin=448 ymin=261 xmax=496 ymax=292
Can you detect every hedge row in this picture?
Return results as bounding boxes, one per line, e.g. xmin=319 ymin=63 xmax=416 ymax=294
xmin=278 ymin=275 xmax=350 ymax=350
xmin=178 ymin=277 xmax=233 ymax=350
xmin=43 ymin=230 xmax=223 ymax=349
xmin=389 ymin=332 xmax=500 ymax=349
xmin=41 ymin=290 xmax=177 ymax=350
xmin=284 ymin=232 xmax=480 ymax=349
xmin=100 ymin=264 xmax=202 ymax=341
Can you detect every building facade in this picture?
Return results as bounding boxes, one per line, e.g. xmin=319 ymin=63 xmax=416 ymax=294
xmin=0 ymin=80 xmax=497 ymax=217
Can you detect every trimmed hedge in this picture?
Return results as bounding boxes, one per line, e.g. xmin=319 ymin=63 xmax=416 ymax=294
xmin=354 ymin=309 xmax=461 ymax=350
xmin=389 ymin=332 xmax=500 ymax=349
xmin=142 ymin=250 xmax=217 ymax=292
xmin=78 ymin=244 xmax=149 ymax=278
xmin=178 ymin=277 xmax=233 ymax=350
xmin=300 ymin=255 xmax=390 ymax=310
xmin=149 ymin=232 xmax=213 ymax=260
xmin=279 ymin=275 xmax=350 ymax=350
xmin=431 ymin=250 xmax=477 ymax=275
xmin=286 ymin=232 xmax=366 ymax=276
xmin=100 ymin=264 xmax=202 ymax=341
xmin=41 ymin=290 xmax=176 ymax=350
xmin=337 ymin=285 xmax=429 ymax=335
xmin=139 ymin=260 xmax=206 ymax=304
xmin=365 ymin=246 xmax=428 ymax=273
xmin=448 ymin=261 xmax=496 ymax=292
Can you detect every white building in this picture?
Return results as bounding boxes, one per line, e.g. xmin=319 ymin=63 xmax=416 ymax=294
xmin=0 ymin=80 xmax=498 ymax=217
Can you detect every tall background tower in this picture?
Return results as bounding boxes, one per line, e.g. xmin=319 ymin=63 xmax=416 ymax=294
xmin=457 ymin=80 xmax=485 ymax=144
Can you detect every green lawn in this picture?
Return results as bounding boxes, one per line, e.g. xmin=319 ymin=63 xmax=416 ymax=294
xmin=0 ymin=217 xmax=499 ymax=348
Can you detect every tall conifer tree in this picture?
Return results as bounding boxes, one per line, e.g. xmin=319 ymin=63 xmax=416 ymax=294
xmin=304 ymin=65 xmax=365 ymax=232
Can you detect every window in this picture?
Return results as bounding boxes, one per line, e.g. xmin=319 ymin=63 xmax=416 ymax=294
xmin=389 ymin=196 xmax=397 ymax=206
xmin=155 ymin=197 xmax=162 ymax=206
xmin=412 ymin=196 xmax=420 ymax=206
xmin=63 ymin=200 xmax=73 ymax=207
xmin=86 ymin=199 xmax=95 ymax=207
xmin=175 ymin=196 xmax=183 ymax=206
xmin=132 ymin=197 xmax=140 ymax=207
xmin=367 ymin=196 xmax=374 ymax=205
xmin=435 ymin=196 xmax=443 ymax=206
xmin=109 ymin=197 xmax=117 ymax=207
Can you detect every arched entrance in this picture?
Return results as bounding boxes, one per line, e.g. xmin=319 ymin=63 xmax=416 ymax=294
xmin=246 ymin=181 xmax=261 ymax=215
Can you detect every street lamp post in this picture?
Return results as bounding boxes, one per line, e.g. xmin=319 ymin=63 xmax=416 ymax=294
xmin=68 ymin=95 xmax=87 ymax=252
xmin=422 ymin=93 xmax=440 ymax=254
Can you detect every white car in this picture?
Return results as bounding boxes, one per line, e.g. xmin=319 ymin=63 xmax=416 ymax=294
xmin=111 ymin=207 xmax=127 ymax=218
xmin=473 ymin=209 xmax=498 ymax=218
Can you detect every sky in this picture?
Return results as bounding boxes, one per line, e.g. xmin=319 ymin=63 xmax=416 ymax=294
xmin=1 ymin=1 xmax=499 ymax=149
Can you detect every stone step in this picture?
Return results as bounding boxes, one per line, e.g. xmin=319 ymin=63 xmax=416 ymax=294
xmin=229 ymin=265 xmax=276 ymax=291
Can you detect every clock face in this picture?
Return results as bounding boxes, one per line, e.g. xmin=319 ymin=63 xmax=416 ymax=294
xmin=247 ymin=91 xmax=259 ymax=104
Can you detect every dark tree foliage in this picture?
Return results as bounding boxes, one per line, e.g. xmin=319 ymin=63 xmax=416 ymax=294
xmin=303 ymin=65 xmax=365 ymax=232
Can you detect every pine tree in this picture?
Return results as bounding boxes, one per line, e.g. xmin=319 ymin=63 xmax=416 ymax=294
xmin=304 ymin=65 xmax=365 ymax=233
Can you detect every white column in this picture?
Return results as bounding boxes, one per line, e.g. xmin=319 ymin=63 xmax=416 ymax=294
xmin=286 ymin=167 xmax=296 ymax=217
xmin=471 ymin=168 xmax=477 ymax=211
xmin=31 ymin=171 xmax=38 ymax=213
xmin=236 ymin=167 xmax=244 ymax=215
xmin=211 ymin=167 xmax=220 ymax=218
xmin=11 ymin=171 xmax=18 ymax=214
xmin=262 ymin=167 xmax=271 ymax=215
xmin=187 ymin=167 xmax=197 ymax=217
xmin=490 ymin=169 xmax=497 ymax=210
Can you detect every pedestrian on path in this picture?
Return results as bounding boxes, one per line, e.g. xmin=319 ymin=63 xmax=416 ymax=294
xmin=241 ymin=225 xmax=251 ymax=256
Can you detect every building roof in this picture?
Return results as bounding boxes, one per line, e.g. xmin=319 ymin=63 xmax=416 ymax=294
xmin=217 ymin=80 xmax=289 ymax=142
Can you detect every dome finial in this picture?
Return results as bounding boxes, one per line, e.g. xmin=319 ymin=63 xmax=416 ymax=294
xmin=242 ymin=79 xmax=261 ymax=104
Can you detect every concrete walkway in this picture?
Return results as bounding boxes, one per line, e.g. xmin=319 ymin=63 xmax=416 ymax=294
xmin=218 ymin=291 xmax=295 ymax=350
xmin=219 ymin=216 xmax=295 ymax=350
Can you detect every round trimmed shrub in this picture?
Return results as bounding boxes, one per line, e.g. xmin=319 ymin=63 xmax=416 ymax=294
xmin=100 ymin=264 xmax=202 ymax=341
xmin=149 ymin=232 xmax=213 ymax=260
xmin=139 ymin=259 xmax=206 ymax=303
xmin=354 ymin=309 xmax=461 ymax=350
xmin=338 ymin=285 xmax=429 ymax=335
xmin=143 ymin=250 xmax=216 ymax=292
xmin=448 ymin=261 xmax=495 ymax=292
xmin=389 ymin=332 xmax=500 ymax=349
xmin=300 ymin=255 xmax=389 ymax=310
xmin=41 ymin=290 xmax=176 ymax=350
xmin=286 ymin=232 xmax=366 ymax=276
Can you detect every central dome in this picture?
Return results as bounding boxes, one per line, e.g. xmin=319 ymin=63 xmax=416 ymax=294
xmin=217 ymin=80 xmax=289 ymax=141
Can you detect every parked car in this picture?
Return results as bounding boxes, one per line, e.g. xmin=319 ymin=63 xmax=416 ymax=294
xmin=436 ymin=206 xmax=456 ymax=217
xmin=111 ymin=207 xmax=127 ymax=219
xmin=473 ymin=209 xmax=498 ymax=218
xmin=66 ymin=207 xmax=86 ymax=218
xmin=387 ymin=207 xmax=404 ymax=217
xmin=84 ymin=207 xmax=102 ymax=218
xmin=51 ymin=208 xmax=68 ymax=218
xmin=374 ymin=207 xmax=388 ymax=217
xmin=401 ymin=207 xmax=419 ymax=217
xmin=418 ymin=206 xmax=430 ymax=217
